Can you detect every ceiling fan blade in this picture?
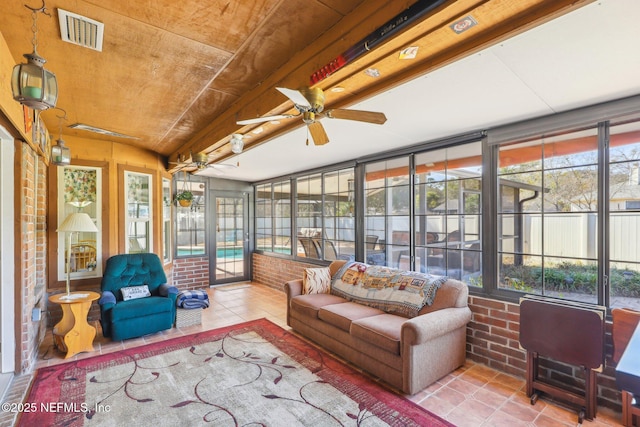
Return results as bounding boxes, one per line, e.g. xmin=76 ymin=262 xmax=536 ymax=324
xmin=210 ymin=163 xmax=237 ymax=170
xmin=308 ymin=121 xmax=329 ymax=146
xmin=324 ymin=109 xmax=387 ymax=124
xmin=276 ymin=87 xmax=311 ymax=108
xmin=236 ymin=113 xmax=296 ymax=125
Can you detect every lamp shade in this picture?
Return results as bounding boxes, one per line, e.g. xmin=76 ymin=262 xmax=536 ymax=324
xmin=57 ymin=212 xmax=98 ymax=233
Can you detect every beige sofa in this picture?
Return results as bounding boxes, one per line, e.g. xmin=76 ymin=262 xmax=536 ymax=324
xmin=285 ymin=260 xmax=472 ymax=395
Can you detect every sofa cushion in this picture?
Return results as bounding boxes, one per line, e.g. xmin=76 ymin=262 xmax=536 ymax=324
xmin=303 ymin=267 xmax=331 ymax=294
xmin=111 ymin=296 xmax=173 ymax=322
xmin=290 ymin=294 xmax=348 ymax=319
xmin=331 ymin=262 xmax=448 ymax=317
xmin=351 ymin=314 xmax=406 ymax=355
xmin=318 ymin=302 xmax=384 ymax=332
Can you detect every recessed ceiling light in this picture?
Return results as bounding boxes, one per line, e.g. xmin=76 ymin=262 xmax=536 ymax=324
xmin=269 ymin=120 xmax=281 ymax=125
xmin=364 ymin=68 xmax=380 ymax=78
xmin=330 ymin=86 xmax=345 ymax=93
xmin=252 ymin=127 xmax=264 ymax=135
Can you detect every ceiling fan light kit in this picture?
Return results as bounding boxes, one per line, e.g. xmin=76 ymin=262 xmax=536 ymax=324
xmin=237 ymin=86 xmax=387 ymax=147
xmin=170 ymin=150 xmax=238 ymax=176
xmin=230 ymin=134 xmax=244 ymax=154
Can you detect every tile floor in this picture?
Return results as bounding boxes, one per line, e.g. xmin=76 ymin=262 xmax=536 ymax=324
xmin=1 ymin=282 xmax=626 ymax=427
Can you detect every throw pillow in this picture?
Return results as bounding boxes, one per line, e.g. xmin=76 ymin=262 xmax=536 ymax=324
xmin=121 ymin=285 xmax=151 ymax=301
xmin=303 ymin=267 xmax=331 ymax=294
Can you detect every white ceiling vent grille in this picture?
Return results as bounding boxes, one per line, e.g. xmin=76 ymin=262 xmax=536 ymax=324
xmin=57 ymin=8 xmax=104 ymax=52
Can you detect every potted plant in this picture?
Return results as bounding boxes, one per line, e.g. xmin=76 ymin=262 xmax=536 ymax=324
xmin=174 ymin=190 xmax=193 ymax=207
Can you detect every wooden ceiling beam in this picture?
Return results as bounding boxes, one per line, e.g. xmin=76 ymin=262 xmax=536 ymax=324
xmin=169 ymin=0 xmax=595 ymax=171
xmin=168 ymin=0 xmax=436 ymax=166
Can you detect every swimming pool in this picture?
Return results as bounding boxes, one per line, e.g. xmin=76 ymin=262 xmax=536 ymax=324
xmin=177 ymin=247 xmax=244 ymax=258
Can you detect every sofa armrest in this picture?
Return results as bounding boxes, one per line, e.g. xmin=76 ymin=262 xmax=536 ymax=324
xmin=98 ymin=290 xmax=116 ymax=309
xmin=402 ymin=307 xmax=472 ymax=346
xmin=158 ymin=284 xmax=179 ymax=303
xmin=158 ymin=283 xmax=177 ymax=296
xmin=284 ymin=279 xmax=303 ymax=299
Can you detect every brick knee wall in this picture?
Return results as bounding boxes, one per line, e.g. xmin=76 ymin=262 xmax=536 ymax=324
xmin=252 ymin=253 xmax=320 ymax=291
xmin=252 ymin=253 xmax=623 ymax=412
xmin=172 ymin=256 xmax=209 ymax=290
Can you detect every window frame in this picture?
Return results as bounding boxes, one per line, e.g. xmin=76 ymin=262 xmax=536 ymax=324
xmin=252 ymin=95 xmax=640 ymax=311
xmin=123 ymin=170 xmax=153 ymax=254
xmin=173 ymin=176 xmax=207 ymax=258
xmin=49 ymin=160 xmax=108 ymax=291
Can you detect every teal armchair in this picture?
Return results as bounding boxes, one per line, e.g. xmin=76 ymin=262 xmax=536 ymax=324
xmin=99 ymin=253 xmax=177 ymax=341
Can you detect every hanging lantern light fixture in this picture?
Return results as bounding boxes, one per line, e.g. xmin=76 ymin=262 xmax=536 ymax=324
xmin=50 ymin=108 xmax=70 ymax=166
xmin=11 ymin=1 xmax=58 ymax=111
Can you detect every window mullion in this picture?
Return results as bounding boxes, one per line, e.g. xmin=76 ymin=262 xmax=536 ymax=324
xmin=598 ymin=121 xmax=610 ymax=307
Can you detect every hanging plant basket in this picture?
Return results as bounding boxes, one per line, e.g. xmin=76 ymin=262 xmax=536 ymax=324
xmin=174 ymin=170 xmax=193 ymax=207
xmin=174 ymin=190 xmax=193 ymax=207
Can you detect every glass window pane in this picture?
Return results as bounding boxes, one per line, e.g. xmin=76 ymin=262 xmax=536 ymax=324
xmin=126 ymin=172 xmax=152 ymax=254
xmin=414 ymin=143 xmax=483 ymax=284
xmin=175 ymin=180 xmax=205 ymax=256
xmin=498 ymin=128 xmax=599 ymax=304
xmin=609 ymin=120 xmax=640 ymax=309
xmin=293 ymin=169 xmax=355 ymax=261
xmin=364 ymin=157 xmax=410 ymax=267
xmin=162 ymin=178 xmax=172 ymax=263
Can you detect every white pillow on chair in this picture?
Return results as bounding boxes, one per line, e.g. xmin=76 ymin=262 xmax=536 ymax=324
xmin=121 ymin=285 xmax=151 ymax=301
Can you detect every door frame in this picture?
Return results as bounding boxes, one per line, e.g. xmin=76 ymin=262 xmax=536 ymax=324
xmin=0 ymin=125 xmax=15 ymax=373
xmin=208 ymin=188 xmax=252 ymax=285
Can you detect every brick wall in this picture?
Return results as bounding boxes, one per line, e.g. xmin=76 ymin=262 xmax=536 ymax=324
xmin=467 ymin=295 xmax=621 ymax=411
xmin=252 ymin=253 xmax=623 ymax=412
xmin=19 ymin=144 xmax=48 ymax=373
xmin=252 ymin=253 xmax=319 ymax=290
xmin=172 ymin=256 xmax=209 ymax=290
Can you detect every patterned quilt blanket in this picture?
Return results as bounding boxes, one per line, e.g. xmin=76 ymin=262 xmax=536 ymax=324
xmin=330 ymin=262 xmax=447 ymax=318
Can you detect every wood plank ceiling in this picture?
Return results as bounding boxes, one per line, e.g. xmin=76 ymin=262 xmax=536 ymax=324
xmin=0 ymin=0 xmax=593 ymax=172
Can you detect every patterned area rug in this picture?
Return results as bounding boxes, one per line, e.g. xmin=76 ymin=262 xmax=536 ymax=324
xmin=19 ymin=319 xmax=452 ymax=426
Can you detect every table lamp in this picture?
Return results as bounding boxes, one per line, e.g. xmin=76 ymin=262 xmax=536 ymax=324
xmin=57 ymin=212 xmax=98 ymax=296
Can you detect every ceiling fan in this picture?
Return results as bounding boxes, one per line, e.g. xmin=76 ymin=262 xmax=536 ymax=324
xmin=171 ymin=151 xmax=237 ymax=175
xmin=236 ymin=87 xmax=387 ymax=146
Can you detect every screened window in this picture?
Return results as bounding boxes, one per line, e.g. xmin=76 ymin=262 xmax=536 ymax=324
xmin=256 ymin=181 xmax=291 ymax=254
xmin=251 ymin=97 xmax=640 ymax=310
xmin=162 ymin=177 xmax=172 ymax=263
xmin=497 ymin=128 xmax=599 ymax=303
xmin=318 ymin=168 xmax=355 ymax=261
xmin=415 ymin=143 xmax=482 ymax=285
xmin=125 ymin=171 xmax=152 ymax=254
xmin=175 ymin=180 xmax=206 ymax=256
xmin=296 ymin=168 xmax=355 ymax=261
xmin=364 ymin=157 xmax=410 ymax=268
xmin=609 ymin=120 xmax=640 ymax=309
